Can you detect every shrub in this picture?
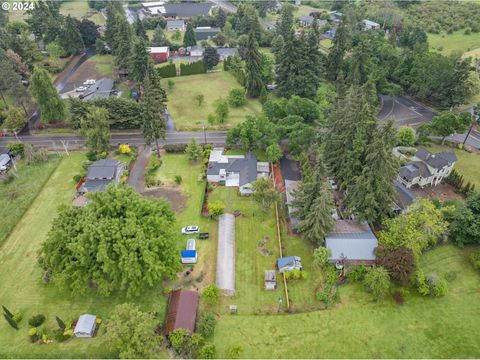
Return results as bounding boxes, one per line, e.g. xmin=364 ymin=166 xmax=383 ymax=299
xmin=214 ymin=98 xmax=229 ymax=124
xmin=198 ymin=343 xmax=216 ymax=359
xmin=284 ymin=271 xmax=292 ymax=280
xmin=29 ymin=327 xmax=39 ymax=342
xmin=228 ymin=89 xmax=246 ymax=107
xmin=180 ymin=60 xmax=206 ymax=76
xmin=148 ymin=155 xmax=162 ymax=173
xmin=86 ymin=151 xmax=97 ymax=161
xmin=375 ymin=245 xmax=415 ymax=285
xmin=56 ymin=316 xmax=66 ymax=330
xmin=316 ymin=284 xmax=338 ymax=309
xmin=118 ymin=144 xmax=131 ymax=154
xmin=427 ymin=273 xmax=449 ymax=297
xmin=54 ymin=328 xmax=71 ymax=342
xmin=174 ymin=175 xmax=182 ymax=184
xmin=202 ymin=284 xmax=221 ymax=305
xmin=292 ymin=268 xmax=301 ymax=280
xmin=469 ymin=251 xmax=480 ymax=271
xmin=4 ymin=313 xmax=18 ymax=329
xmin=157 ymin=63 xmax=176 ymax=78
xmin=313 ymin=247 xmax=331 ymax=269
xmin=227 ymin=344 xmax=244 ymax=359
xmin=2 ymin=305 xmax=13 ymax=318
xmin=397 ymin=127 xmax=416 ymax=146
xmin=28 ymin=314 xmax=46 ymax=327
xmin=12 ymin=311 xmax=22 ymax=323
xmin=208 ymin=201 xmax=224 ymax=219
xmin=348 ymin=265 xmax=367 ymax=282
xmin=363 ymin=266 xmax=391 ymax=299
xmin=169 ymin=328 xmax=190 ymax=355
xmin=73 ymin=174 xmax=82 ymax=183
xmin=7 ymin=142 xmax=25 ymax=157
xmin=392 ymin=291 xmax=405 ymax=305
xmin=197 ymin=312 xmax=216 ymax=338
xmin=164 ymin=144 xmax=187 ymax=153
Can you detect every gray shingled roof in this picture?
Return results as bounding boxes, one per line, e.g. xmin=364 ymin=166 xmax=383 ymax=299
xmin=415 ymin=148 xmax=457 ymax=169
xmin=399 ymin=161 xmax=431 ymax=180
xmin=239 ymin=153 xmax=257 ymax=186
xmin=82 ymin=179 xmax=112 ymax=193
xmin=325 ymin=224 xmax=378 ymax=262
xmin=86 ymin=159 xmax=120 ymax=180
xmin=394 ymin=180 xmax=416 ymax=209
xmin=163 ymin=2 xmax=213 ymax=17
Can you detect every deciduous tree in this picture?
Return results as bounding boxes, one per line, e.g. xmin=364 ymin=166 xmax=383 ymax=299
xmin=38 ymin=186 xmax=178 ymax=297
xmin=80 ymin=106 xmax=111 ymax=154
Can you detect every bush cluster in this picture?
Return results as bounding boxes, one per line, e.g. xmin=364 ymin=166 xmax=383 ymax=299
xmin=157 ymin=63 xmax=176 ymax=78
xmin=180 ymin=61 xmax=206 ymax=76
xmin=28 ymin=314 xmax=46 ymax=327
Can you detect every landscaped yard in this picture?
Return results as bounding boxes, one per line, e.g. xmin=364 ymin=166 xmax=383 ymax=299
xmin=161 ymin=72 xmax=263 ymax=131
xmin=425 ymin=143 xmax=480 ymax=188
xmin=428 ymin=31 xmax=480 ymax=55
xmin=213 ymin=244 xmax=480 ymax=358
xmin=87 ymin=55 xmax=115 ymax=77
xmin=0 ymin=156 xmax=61 ymax=246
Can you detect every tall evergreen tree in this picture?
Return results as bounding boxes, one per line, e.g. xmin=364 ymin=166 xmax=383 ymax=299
xmin=114 ymin=16 xmax=133 ymax=69
xmin=129 ymin=38 xmax=149 ymax=83
xmin=60 ymin=15 xmax=85 ymax=56
xmin=105 ymin=1 xmax=122 ymax=51
xmin=326 ymin=20 xmax=350 ymax=81
xmin=141 ymin=65 xmax=167 ymax=158
xmin=235 ymin=3 xmax=261 ymax=40
xmin=215 ymin=8 xmax=227 ymax=28
xmin=134 ymin=19 xmax=148 ymax=41
xmin=151 ymin=25 xmax=168 ymax=47
xmin=30 ymin=68 xmax=65 ymax=122
xmin=276 ymin=3 xmax=294 ymax=41
xmin=80 ymin=107 xmax=111 ymax=154
xmin=345 ymin=118 xmax=399 ymax=223
xmin=244 ymin=33 xmax=264 ymax=98
xmin=183 ymin=22 xmax=196 ymax=47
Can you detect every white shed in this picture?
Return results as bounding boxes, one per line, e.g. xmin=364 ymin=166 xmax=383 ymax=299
xmin=74 ymin=314 xmax=97 ymax=338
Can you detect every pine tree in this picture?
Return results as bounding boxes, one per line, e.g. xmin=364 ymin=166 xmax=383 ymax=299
xmin=134 ymin=19 xmax=148 ymax=41
xmin=105 ymin=2 xmax=123 ymax=52
xmin=345 ymin=118 xmax=399 ymax=223
xmin=4 ymin=313 xmax=18 ymax=330
xmin=276 ymin=3 xmax=294 ymax=41
xmin=203 ymin=46 xmax=220 ymax=70
xmin=30 ymin=68 xmax=66 ymax=123
xmin=215 ymin=8 xmax=227 ymax=28
xmin=129 ymin=38 xmax=149 ymax=83
xmin=244 ymin=32 xmax=264 ymax=98
xmin=185 ymin=138 xmax=203 ymax=162
xmin=114 ymin=15 xmax=132 ymax=69
xmin=326 ymin=20 xmax=350 ymax=81
xmin=60 ymin=15 xmax=85 ymax=56
xmin=2 ymin=305 xmax=13 ymax=318
xmin=141 ymin=68 xmax=167 ymax=158
xmin=151 ymin=25 xmax=168 ymax=47
xmin=80 ymin=107 xmax=111 ymax=155
xmin=297 ymin=181 xmax=335 ymax=245
xmin=56 ymin=316 xmax=66 ymax=331
xmin=183 ymin=22 xmax=196 ymax=47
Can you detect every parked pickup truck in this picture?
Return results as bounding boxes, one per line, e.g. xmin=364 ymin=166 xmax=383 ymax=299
xmin=199 ymin=233 xmax=209 ymax=240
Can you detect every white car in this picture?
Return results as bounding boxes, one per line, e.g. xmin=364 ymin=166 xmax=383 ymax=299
xmin=83 ymin=79 xmax=96 ymax=85
xmin=181 ymin=226 xmax=199 ymax=235
xmin=75 ymin=86 xmax=88 ymax=92
xmin=329 ymin=179 xmax=338 ymax=190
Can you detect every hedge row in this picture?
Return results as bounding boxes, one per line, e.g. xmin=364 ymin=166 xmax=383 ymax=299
xmin=157 ymin=63 xmax=177 ymax=78
xmin=69 ymin=97 xmax=143 ymax=129
xmin=180 ymin=60 xmax=206 ymax=76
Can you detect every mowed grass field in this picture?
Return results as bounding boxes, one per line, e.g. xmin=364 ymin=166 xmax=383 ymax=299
xmin=428 ymin=30 xmax=480 ymax=55
xmin=0 ymin=156 xmax=61 ymax=246
xmin=213 ymin=245 xmax=480 ymax=358
xmin=162 ymin=72 xmax=262 ymax=131
xmin=0 ymin=153 xmax=169 ymax=358
xmin=425 ymin=144 xmax=480 ymax=188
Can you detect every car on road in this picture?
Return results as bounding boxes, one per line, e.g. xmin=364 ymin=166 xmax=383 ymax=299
xmin=181 ymin=225 xmax=199 ymax=235
xmin=328 ymin=179 xmax=338 ymax=190
xmin=75 ymin=86 xmax=88 ymax=92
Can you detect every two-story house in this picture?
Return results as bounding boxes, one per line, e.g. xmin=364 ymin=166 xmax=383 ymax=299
xmin=398 ymin=148 xmax=457 ymax=189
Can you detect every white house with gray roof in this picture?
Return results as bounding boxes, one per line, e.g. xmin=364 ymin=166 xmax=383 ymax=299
xmin=207 ymin=147 xmax=270 ymax=195
xmin=397 ymin=148 xmax=457 ymax=189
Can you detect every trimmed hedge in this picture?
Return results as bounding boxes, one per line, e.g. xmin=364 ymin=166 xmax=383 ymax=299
xmin=164 ymin=144 xmax=187 ymax=153
xmin=180 ymin=60 xmax=206 ymax=76
xmin=69 ymin=97 xmax=143 ymax=129
xmin=157 ymin=63 xmax=177 ymax=78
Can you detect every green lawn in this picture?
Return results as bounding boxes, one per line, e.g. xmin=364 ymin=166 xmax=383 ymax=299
xmin=0 ymin=153 xmax=169 ymax=358
xmin=320 ymin=38 xmax=333 ymax=49
xmin=162 ymin=72 xmax=263 ymax=131
xmin=60 ymin=1 xmax=105 ymax=25
xmin=208 ymin=187 xmax=286 ymax=314
xmin=87 ymin=55 xmax=115 ymax=77
xmin=213 ymin=244 xmax=480 ymax=358
xmin=425 ymin=144 xmax=480 ymax=188
xmin=0 ymin=156 xmax=61 ymax=246
xmin=154 ymin=154 xmax=218 ymax=290
xmin=428 ymin=31 xmax=480 ymax=55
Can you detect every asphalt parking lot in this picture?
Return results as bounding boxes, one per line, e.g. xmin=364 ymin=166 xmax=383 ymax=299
xmin=378 ymin=95 xmax=438 ymax=127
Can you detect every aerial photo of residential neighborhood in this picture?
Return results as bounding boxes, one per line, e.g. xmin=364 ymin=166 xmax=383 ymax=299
xmin=1 ymin=0 xmax=480 ymax=358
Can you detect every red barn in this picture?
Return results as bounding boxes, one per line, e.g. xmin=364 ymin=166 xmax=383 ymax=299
xmin=148 ymin=47 xmax=170 ymax=63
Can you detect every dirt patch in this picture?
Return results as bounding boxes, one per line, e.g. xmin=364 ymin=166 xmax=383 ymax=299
xmin=410 ymin=183 xmax=464 ymax=201
xmin=272 ymin=162 xmax=285 ymax=192
xmin=69 ymin=61 xmax=102 ymax=83
xmin=258 ymin=236 xmax=273 ymax=256
xmin=141 ymin=187 xmax=187 ymax=212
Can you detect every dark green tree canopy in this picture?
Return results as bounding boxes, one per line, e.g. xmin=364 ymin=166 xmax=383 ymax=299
xmin=38 ymin=186 xmax=179 ymax=297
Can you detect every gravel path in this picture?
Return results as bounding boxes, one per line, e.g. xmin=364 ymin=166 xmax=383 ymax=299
xmin=127 ymin=146 xmax=151 ymax=192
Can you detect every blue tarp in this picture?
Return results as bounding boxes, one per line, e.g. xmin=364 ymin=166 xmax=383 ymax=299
xmin=181 ymin=250 xmax=197 ymax=258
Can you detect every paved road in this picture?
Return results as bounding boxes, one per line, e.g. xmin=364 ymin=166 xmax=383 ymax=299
xmin=378 ymin=95 xmax=437 ymax=127
xmin=0 ymin=131 xmax=227 ymax=153
xmin=210 ymin=0 xmax=237 ymax=13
